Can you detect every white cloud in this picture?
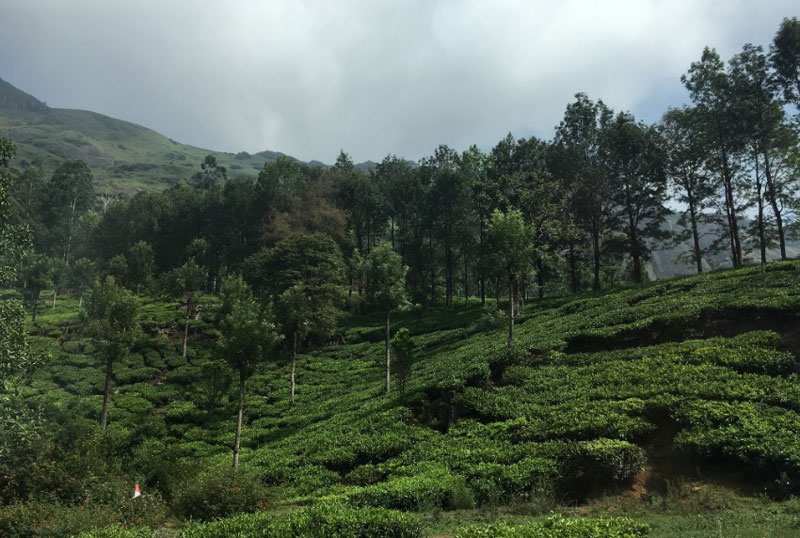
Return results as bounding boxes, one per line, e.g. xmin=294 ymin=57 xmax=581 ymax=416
xmin=0 ymin=0 xmax=795 ymax=163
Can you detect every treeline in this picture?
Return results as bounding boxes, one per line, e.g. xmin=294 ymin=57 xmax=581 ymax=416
xmin=8 ymin=18 xmax=800 ymax=311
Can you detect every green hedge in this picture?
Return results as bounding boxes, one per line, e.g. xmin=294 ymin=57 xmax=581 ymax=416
xmin=454 ymin=515 xmax=649 ymax=538
xmin=180 ymin=501 xmax=422 ymax=538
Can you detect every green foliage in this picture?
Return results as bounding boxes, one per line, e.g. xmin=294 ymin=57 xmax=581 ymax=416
xmin=172 ymin=468 xmax=270 ymax=521
xmin=180 ymin=501 xmax=422 ymax=538
xmin=84 ymin=276 xmax=140 ymax=354
xmin=219 ymin=277 xmax=280 ymax=379
xmin=391 ymin=328 xmax=415 ymax=394
xmin=454 ymin=515 xmax=649 ymax=538
xmin=75 ymin=527 xmax=159 ymax=538
xmin=349 ymin=465 xmax=474 ymax=510
xmin=365 ymin=242 xmax=409 ymax=313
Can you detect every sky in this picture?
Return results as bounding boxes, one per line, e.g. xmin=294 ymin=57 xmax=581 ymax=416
xmin=0 ymin=1 xmax=797 ymax=164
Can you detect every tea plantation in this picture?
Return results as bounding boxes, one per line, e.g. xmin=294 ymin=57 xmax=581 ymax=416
xmin=5 ymin=260 xmax=800 ymax=537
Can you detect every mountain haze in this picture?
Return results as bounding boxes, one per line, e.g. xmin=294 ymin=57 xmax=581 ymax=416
xmin=0 ymin=78 xmax=375 ymax=194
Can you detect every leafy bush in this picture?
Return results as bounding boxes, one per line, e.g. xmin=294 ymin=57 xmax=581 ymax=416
xmin=0 ymin=495 xmax=167 ymax=538
xmin=349 ymin=465 xmax=474 ymax=510
xmin=180 ymin=501 xmax=422 ymax=538
xmin=75 ymin=528 xmax=158 ymax=538
xmin=172 ymin=468 xmax=270 ymax=521
xmin=454 ymin=515 xmax=649 ymax=537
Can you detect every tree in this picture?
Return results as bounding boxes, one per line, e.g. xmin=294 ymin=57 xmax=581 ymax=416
xmin=661 ymin=107 xmax=720 ymax=273
xmin=771 ymin=17 xmax=800 ymax=113
xmin=218 ymin=276 xmax=280 ymax=469
xmin=365 ymin=242 xmax=409 ymax=393
xmin=244 ymin=232 xmax=345 ymax=402
xmin=390 ymin=327 xmax=415 ymax=394
xmin=729 ymin=44 xmax=792 ymax=260
xmin=422 ymin=145 xmax=471 ymax=307
xmin=603 ymin=112 xmax=669 ymax=283
xmin=682 ymin=48 xmax=745 ymax=267
xmin=42 ymin=159 xmax=94 ymax=264
xmin=334 ymin=157 xmax=385 ymax=260
xmin=276 ymin=285 xmax=313 ymax=404
xmin=194 ymin=154 xmax=227 ymax=190
xmin=49 ymin=256 xmax=68 ymax=309
xmin=486 ymin=210 xmax=533 ymax=346
xmin=167 ymin=258 xmax=206 ymax=359
xmin=552 ymin=93 xmax=614 ymax=291
xmin=12 ymin=161 xmax=45 ymax=220
xmin=68 ymin=257 xmax=97 ymax=308
xmin=127 ymin=240 xmax=155 ymax=294
xmin=19 ymin=253 xmax=52 ymax=323
xmin=0 ymin=135 xmax=40 ymax=468
xmin=83 ymin=276 xmax=139 ymax=429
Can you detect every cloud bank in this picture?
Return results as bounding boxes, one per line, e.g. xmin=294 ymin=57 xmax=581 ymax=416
xmin=0 ymin=0 xmax=795 ymax=162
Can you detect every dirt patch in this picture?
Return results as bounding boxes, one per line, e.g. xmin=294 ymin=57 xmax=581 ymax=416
xmin=702 ymin=317 xmax=800 ymax=357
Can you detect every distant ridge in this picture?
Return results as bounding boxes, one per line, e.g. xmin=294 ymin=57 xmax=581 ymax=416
xmin=0 ymin=77 xmax=384 ymax=193
xmin=0 ymin=78 xmax=48 ymax=112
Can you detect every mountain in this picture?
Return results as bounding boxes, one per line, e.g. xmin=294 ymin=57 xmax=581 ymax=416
xmin=0 ymin=78 xmax=377 ymax=194
xmin=647 ymin=213 xmax=800 ymax=278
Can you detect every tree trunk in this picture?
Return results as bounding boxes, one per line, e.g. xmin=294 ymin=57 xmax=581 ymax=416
xmin=755 ymin=157 xmax=767 ymax=266
xmin=52 ymin=289 xmax=57 ymax=309
xmin=445 ymin=233 xmax=453 ymax=308
xmin=429 ymin=230 xmax=436 ymax=304
xmin=463 ymin=252 xmax=469 ymax=302
xmin=232 ymin=372 xmax=245 ymax=470
xmin=592 ymin=227 xmax=601 ymax=292
xmin=31 ymin=296 xmax=38 ymax=323
xmin=716 ymin=120 xmax=743 ymax=267
xmin=687 ymin=191 xmax=703 ymax=274
xmin=78 ymin=291 xmax=83 ymax=309
xmin=65 ymin=196 xmax=76 ymax=264
xmin=290 ymin=331 xmax=297 ymax=404
xmin=507 ymin=271 xmax=515 ymax=346
xmin=762 ymin=149 xmax=786 ymax=260
xmin=182 ymin=302 xmax=190 ymax=359
xmin=536 ymin=259 xmax=545 ymax=299
xmin=628 ymin=213 xmax=642 ymax=284
xmin=479 ymin=227 xmax=486 ymax=304
xmin=100 ymin=354 xmax=113 ymax=429
xmin=384 ymin=310 xmax=391 ymax=394
xmin=569 ymin=242 xmax=579 ymax=293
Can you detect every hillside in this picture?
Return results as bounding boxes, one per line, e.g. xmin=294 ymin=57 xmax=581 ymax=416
xmin=6 ymin=260 xmax=800 ymax=537
xmin=0 ymin=78 xmax=375 ymax=194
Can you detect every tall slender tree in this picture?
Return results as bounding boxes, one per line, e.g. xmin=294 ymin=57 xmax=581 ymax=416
xmin=603 ymin=112 xmax=669 ymax=283
xmin=365 ymin=242 xmax=409 ymax=393
xmin=42 ymin=160 xmax=94 ymax=264
xmin=661 ymin=107 xmax=720 ymax=273
xmin=553 ymin=94 xmax=613 ymax=290
xmin=730 ymin=44 xmax=791 ymax=259
xmin=218 ymin=276 xmax=280 ymax=470
xmin=84 ymin=276 xmax=139 ymax=429
xmin=682 ymin=48 xmax=745 ymax=267
xmin=486 ymin=210 xmax=533 ymax=346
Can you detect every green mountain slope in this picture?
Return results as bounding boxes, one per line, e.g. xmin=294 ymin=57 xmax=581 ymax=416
xmin=0 ymin=77 xmax=292 ymax=194
xmin=9 ymin=260 xmax=800 ymax=536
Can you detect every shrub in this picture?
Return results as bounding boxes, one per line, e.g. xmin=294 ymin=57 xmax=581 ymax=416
xmin=349 ymin=465 xmax=474 ymax=510
xmin=180 ymin=501 xmax=422 ymax=538
xmin=172 ymin=468 xmax=270 ymax=521
xmin=76 ymin=528 xmax=158 ymax=538
xmin=454 ymin=515 xmax=649 ymax=538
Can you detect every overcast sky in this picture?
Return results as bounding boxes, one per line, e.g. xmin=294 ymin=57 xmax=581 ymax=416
xmin=0 ymin=1 xmax=796 ymax=163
